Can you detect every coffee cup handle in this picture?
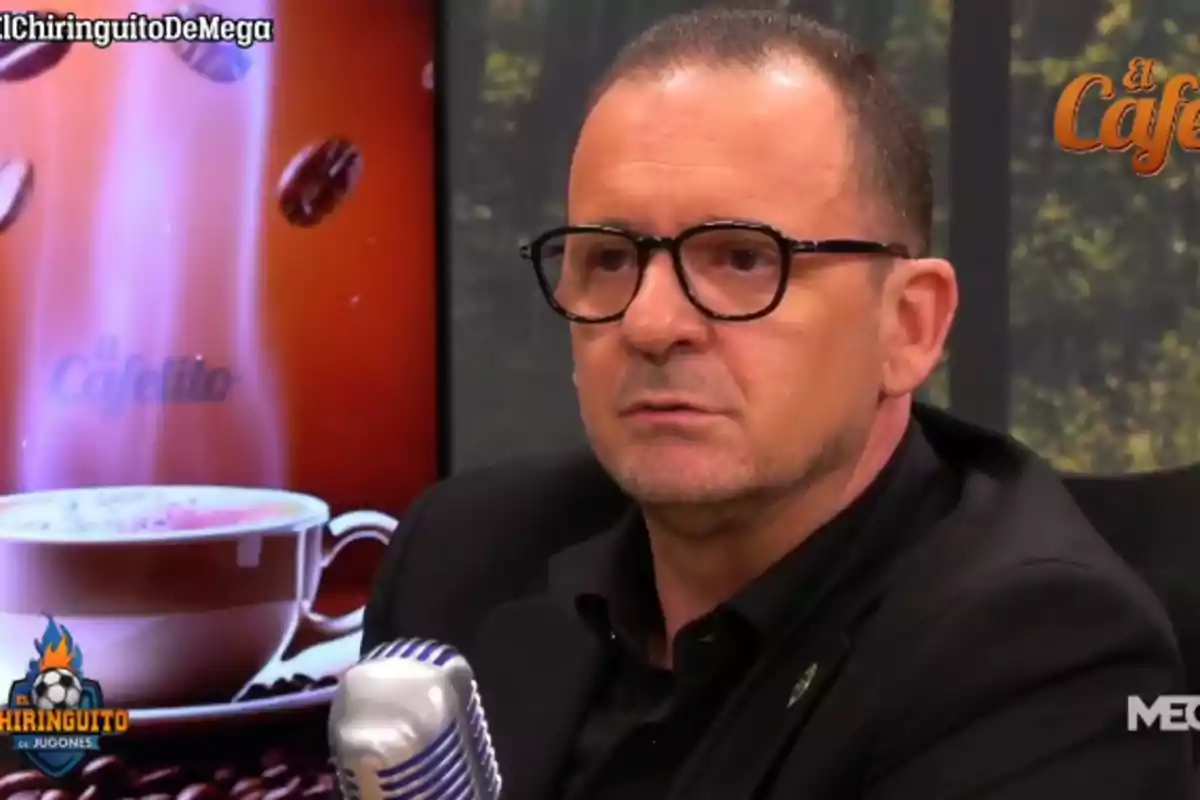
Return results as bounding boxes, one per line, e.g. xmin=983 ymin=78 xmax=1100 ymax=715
xmin=298 ymin=510 xmax=398 ymax=640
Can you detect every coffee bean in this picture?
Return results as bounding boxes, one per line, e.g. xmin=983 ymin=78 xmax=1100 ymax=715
xmin=0 ymin=37 xmax=71 ymax=82
xmin=33 ymin=739 xmax=342 ymax=800
xmin=303 ymin=777 xmax=331 ymax=794
xmin=136 ymin=768 xmax=184 ymax=794
xmin=302 ymin=777 xmax=331 ymax=796
xmin=175 ymin=783 xmax=221 ymax=800
xmin=258 ymin=767 xmax=288 ymax=788
xmin=171 ymin=36 xmax=252 ymax=84
xmin=278 ymin=139 xmax=364 ymax=228
xmin=259 ymin=750 xmax=286 ymax=772
xmin=300 ymin=776 xmax=333 ymax=800
xmin=229 ymin=779 xmax=262 ymax=799
xmin=0 ymin=772 xmax=53 ymax=798
xmin=82 ymin=756 xmax=129 ymax=791
xmin=260 ymin=777 xmax=300 ymax=800
xmin=210 ymin=769 xmax=235 ymax=792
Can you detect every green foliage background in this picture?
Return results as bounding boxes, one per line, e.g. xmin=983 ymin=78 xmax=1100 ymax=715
xmin=445 ymin=0 xmax=1200 ymax=473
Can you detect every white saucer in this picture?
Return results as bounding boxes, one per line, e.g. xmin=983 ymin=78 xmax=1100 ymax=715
xmin=124 ymin=685 xmax=335 ymax=735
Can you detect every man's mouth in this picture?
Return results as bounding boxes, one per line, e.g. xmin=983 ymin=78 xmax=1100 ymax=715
xmin=620 ymin=397 xmax=723 ymax=417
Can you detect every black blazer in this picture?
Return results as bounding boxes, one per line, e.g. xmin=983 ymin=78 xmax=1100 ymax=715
xmin=363 ymin=407 xmax=1195 ymax=799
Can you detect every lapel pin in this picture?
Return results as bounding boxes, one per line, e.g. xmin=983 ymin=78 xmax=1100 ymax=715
xmin=787 ymin=662 xmax=819 ymax=708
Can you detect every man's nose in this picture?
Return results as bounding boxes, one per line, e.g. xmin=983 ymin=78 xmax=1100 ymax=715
xmin=619 ymin=252 xmax=708 ymax=356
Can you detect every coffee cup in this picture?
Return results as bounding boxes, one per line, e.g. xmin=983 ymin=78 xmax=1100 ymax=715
xmin=0 ymin=484 xmax=396 ymax=709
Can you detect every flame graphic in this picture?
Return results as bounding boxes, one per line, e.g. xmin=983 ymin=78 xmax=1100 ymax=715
xmin=27 ymin=615 xmax=83 ymax=679
xmin=40 ymin=636 xmax=75 ymax=671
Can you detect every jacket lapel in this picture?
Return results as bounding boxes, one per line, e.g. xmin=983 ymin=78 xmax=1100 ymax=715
xmin=669 ymin=429 xmax=959 ymax=800
xmin=471 ymin=592 xmax=606 ymax=800
xmin=666 ymin=591 xmax=864 ymax=800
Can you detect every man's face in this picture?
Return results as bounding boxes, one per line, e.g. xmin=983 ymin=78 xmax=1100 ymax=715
xmin=568 ymin=60 xmax=947 ymax=507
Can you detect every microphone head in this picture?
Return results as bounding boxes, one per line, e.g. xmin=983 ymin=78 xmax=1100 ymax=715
xmin=329 ymin=638 xmax=502 ymax=800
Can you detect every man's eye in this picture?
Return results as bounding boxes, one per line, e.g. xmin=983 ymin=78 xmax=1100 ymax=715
xmin=591 ymin=249 xmax=634 ymax=270
xmin=728 ymin=248 xmax=765 ymax=271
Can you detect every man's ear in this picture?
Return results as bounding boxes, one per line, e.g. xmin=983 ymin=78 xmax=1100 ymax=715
xmin=879 ymin=257 xmax=958 ymax=397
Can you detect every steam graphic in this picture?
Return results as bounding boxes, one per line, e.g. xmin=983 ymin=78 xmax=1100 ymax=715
xmin=8 ymin=0 xmax=282 ymax=490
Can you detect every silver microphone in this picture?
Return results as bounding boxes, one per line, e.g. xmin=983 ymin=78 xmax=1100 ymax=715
xmin=329 ymin=638 xmax=503 ymax=800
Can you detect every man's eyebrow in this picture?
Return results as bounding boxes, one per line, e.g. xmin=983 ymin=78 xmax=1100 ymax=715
xmin=572 ymin=216 xmax=638 ymax=229
xmin=571 ymin=215 xmax=764 ymax=231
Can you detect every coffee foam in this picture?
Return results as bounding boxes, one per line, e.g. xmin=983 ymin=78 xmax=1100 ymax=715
xmin=0 ymin=487 xmax=306 ymax=535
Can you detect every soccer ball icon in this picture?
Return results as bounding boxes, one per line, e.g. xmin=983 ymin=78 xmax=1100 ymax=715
xmin=32 ymin=668 xmax=82 ymax=710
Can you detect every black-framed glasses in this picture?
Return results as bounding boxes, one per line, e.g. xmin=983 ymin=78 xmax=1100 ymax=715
xmin=518 ymin=221 xmax=910 ymax=323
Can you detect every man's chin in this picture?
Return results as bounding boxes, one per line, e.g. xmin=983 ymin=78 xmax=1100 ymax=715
xmin=605 ymin=443 xmax=752 ymax=505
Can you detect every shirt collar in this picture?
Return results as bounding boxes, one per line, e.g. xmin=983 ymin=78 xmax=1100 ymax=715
xmin=723 ymin=419 xmax=941 ymax=639
xmin=549 ymin=504 xmax=656 ymax=646
xmin=550 ymin=418 xmax=946 ymax=652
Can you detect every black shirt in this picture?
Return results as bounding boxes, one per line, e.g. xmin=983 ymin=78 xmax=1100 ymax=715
xmin=550 ymin=422 xmax=954 ymax=800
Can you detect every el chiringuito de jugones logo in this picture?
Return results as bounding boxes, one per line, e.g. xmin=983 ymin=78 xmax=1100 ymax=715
xmin=1 ymin=616 xmax=129 ymax=777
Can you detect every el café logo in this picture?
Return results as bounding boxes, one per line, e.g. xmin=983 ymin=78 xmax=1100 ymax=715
xmin=1054 ymin=57 xmax=1200 ymax=176
xmin=50 ymin=337 xmax=237 ymax=415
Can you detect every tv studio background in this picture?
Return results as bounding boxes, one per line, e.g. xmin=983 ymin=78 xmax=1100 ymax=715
xmin=446 ymin=0 xmax=1200 ymax=476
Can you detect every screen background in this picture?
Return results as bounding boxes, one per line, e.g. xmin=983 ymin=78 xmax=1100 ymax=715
xmin=0 ymin=0 xmax=436 ymax=788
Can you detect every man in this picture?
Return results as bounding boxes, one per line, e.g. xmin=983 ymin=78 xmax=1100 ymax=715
xmin=364 ymin=9 xmax=1194 ymax=798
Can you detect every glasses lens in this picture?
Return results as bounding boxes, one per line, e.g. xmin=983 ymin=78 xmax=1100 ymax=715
xmin=679 ymin=227 xmax=784 ymax=316
xmin=537 ymin=231 xmax=640 ymax=319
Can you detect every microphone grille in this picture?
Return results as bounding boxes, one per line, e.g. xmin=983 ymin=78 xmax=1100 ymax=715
xmin=335 ymin=638 xmax=502 ymax=800
xmin=464 ymin=679 xmax=502 ymax=798
xmin=362 ymin=637 xmax=461 ymax=666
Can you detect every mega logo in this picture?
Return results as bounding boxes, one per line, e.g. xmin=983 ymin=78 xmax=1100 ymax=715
xmin=1054 ymin=57 xmax=1200 ymax=176
xmin=1 ymin=616 xmax=129 ymax=777
xmin=1127 ymin=695 xmax=1200 ymax=731
xmin=50 ymin=337 xmax=237 ymax=414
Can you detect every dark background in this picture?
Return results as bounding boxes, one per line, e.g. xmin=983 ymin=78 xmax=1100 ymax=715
xmin=442 ymin=0 xmax=1200 ymax=477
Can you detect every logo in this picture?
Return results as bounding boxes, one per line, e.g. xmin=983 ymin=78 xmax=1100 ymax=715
xmin=1127 ymin=695 xmax=1200 ymax=731
xmin=50 ymin=337 xmax=237 ymax=414
xmin=787 ymin=662 xmax=818 ymax=708
xmin=1 ymin=616 xmax=129 ymax=776
xmin=1054 ymin=57 xmax=1200 ymax=176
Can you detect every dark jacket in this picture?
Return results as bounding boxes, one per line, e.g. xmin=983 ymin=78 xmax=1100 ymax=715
xmin=363 ymin=407 xmax=1195 ymax=799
